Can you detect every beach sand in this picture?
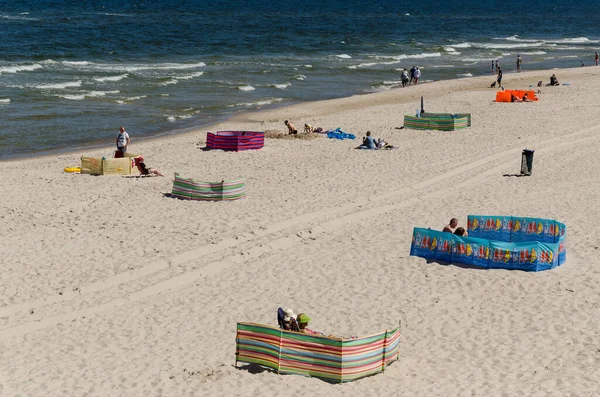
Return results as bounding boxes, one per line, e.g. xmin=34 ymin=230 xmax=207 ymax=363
xmin=1 ymin=67 xmax=599 ymax=396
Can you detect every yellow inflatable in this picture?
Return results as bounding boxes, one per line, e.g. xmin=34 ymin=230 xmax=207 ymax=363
xmin=64 ymin=167 xmax=81 ymax=173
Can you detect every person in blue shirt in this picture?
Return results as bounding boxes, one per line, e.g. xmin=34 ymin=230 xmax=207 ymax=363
xmin=360 ymin=131 xmax=376 ymax=149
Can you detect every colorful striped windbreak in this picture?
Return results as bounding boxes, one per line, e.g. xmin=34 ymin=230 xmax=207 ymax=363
xmin=171 ymin=173 xmax=246 ymax=201
xmin=206 ymin=131 xmax=264 ymax=151
xmin=235 ymin=322 xmax=401 ymax=383
xmin=404 ymin=113 xmax=471 ymax=131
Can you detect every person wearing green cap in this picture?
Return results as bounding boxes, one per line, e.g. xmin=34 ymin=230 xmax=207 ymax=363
xmin=296 ymin=313 xmax=319 ymax=335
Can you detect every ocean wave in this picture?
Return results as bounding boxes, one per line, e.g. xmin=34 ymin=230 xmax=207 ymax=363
xmin=116 ymin=95 xmax=147 ymax=104
xmin=473 ymin=42 xmax=544 ymax=49
xmin=272 ymin=83 xmax=291 ymax=89
xmin=294 ymin=74 xmax=307 ymax=80
xmin=229 ymin=98 xmax=284 ymax=108
xmin=444 ymin=46 xmax=457 ymax=52
xmin=58 ymin=90 xmax=120 ymax=100
xmin=165 ymin=114 xmax=193 ymax=122
xmin=58 ymin=61 xmax=206 ymax=73
xmin=357 ymin=60 xmax=402 ymax=68
xmin=560 ymin=55 xmax=579 ymax=58
xmin=336 ymin=54 xmax=352 ymax=59
xmin=35 ymin=80 xmax=83 ymax=90
xmin=159 ymin=79 xmax=179 ymax=86
xmin=451 ymin=43 xmax=472 ymax=48
xmin=238 ymin=85 xmax=255 ymax=91
xmin=520 ymin=51 xmax=547 ymax=55
xmin=382 ymin=80 xmax=402 ymax=85
xmin=504 ymin=35 xmax=598 ymax=44
xmin=93 ymin=74 xmax=129 ymax=82
xmin=0 ymin=14 xmax=39 ymax=21
xmin=176 ymin=71 xmax=205 ymax=80
xmin=0 ymin=98 xmax=10 ymax=104
xmin=304 ymin=64 xmax=313 ymax=68
xmin=62 ymin=61 xmax=91 ymax=66
xmin=0 ymin=63 xmax=43 ymax=74
xmin=458 ymin=73 xmax=473 ymax=77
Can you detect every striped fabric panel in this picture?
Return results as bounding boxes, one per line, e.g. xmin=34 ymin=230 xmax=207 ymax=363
xmin=421 ymin=112 xmax=472 ymax=127
xmin=171 ymin=173 xmax=246 ymax=201
xmin=236 ymin=322 xmax=400 ymax=383
xmin=206 ymin=131 xmax=264 ymax=151
xmin=404 ymin=115 xmax=469 ymax=131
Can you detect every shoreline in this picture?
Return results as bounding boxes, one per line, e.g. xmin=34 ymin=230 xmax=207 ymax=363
xmin=0 ymin=64 xmax=585 ymax=163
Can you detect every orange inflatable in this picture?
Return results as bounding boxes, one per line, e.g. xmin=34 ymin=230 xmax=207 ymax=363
xmin=495 ymin=90 xmax=538 ymax=102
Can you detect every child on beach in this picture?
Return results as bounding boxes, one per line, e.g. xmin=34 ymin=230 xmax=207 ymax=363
xmin=284 ymin=120 xmax=298 ymax=134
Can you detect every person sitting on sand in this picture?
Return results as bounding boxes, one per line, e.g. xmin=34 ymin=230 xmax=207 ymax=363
xmin=284 ymin=120 xmax=298 ymax=134
xmin=297 ymin=313 xmax=321 ymax=335
xmin=359 ymin=131 xmax=377 ymax=149
xmin=550 ymin=74 xmax=559 ymax=86
xmin=443 ymin=218 xmax=459 ymax=233
xmin=454 ymin=227 xmax=468 ymax=237
xmin=279 ymin=308 xmax=300 ymax=332
xmin=134 ymin=156 xmax=164 ymax=177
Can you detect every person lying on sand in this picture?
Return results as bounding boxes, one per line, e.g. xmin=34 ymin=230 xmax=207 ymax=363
xmin=284 ymin=120 xmax=298 ymax=134
xmin=135 ymin=156 xmax=164 ymax=177
xmin=511 ymin=94 xmax=522 ymax=103
xmin=522 ymin=92 xmax=533 ymax=102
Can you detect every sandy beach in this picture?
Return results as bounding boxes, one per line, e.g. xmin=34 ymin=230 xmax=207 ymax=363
xmin=1 ymin=66 xmax=599 ymax=396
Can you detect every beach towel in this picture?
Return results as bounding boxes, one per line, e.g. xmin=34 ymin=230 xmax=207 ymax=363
xmin=327 ymin=127 xmax=356 ymax=140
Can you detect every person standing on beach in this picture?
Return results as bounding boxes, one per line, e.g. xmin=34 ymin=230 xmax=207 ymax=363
xmin=413 ymin=67 xmax=421 ymax=84
xmin=595 ymin=52 xmax=599 ymax=66
xmin=497 ymin=67 xmax=503 ymax=88
xmin=516 ymin=55 xmax=523 ymax=72
xmin=409 ymin=65 xmax=416 ymax=85
xmin=491 ymin=60 xmax=495 ymax=74
xmin=401 ymin=69 xmax=409 ymax=87
xmin=116 ymin=126 xmax=130 ymax=154
xmin=495 ymin=60 xmax=499 ymax=74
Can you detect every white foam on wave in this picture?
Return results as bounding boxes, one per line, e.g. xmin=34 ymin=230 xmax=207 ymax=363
xmin=0 ymin=98 xmax=11 ymax=104
xmin=165 ymin=114 xmax=193 ymax=122
xmin=444 ymin=46 xmax=457 ymax=52
xmin=560 ymin=55 xmax=579 ymax=58
xmin=159 ymin=79 xmax=179 ymax=86
xmin=62 ymin=61 xmax=91 ymax=66
xmin=452 ymin=43 xmax=472 ymax=48
xmin=336 ymin=54 xmax=352 ymax=59
xmin=347 ymin=65 xmax=357 ymax=69
xmin=294 ymin=74 xmax=307 ymax=81
xmin=272 ymin=83 xmax=291 ymax=89
xmin=35 ymin=80 xmax=83 ymax=90
xmin=505 ymin=35 xmax=598 ymax=44
xmin=93 ymin=74 xmax=128 ymax=82
xmin=58 ymin=90 xmax=120 ymax=100
xmin=229 ymin=98 xmax=284 ymax=108
xmin=0 ymin=63 xmax=43 ymax=74
xmin=520 ymin=51 xmax=547 ymax=55
xmin=116 ymin=95 xmax=147 ymax=104
xmin=304 ymin=64 xmax=313 ymax=68
xmin=176 ymin=71 xmax=205 ymax=80
xmin=238 ymin=85 xmax=255 ymax=91
xmin=458 ymin=73 xmax=473 ymax=77
xmin=382 ymin=80 xmax=402 ymax=85
xmin=0 ymin=14 xmax=39 ymax=21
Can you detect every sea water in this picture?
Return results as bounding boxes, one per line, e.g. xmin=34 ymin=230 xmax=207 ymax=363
xmin=1 ymin=0 xmax=599 ymax=158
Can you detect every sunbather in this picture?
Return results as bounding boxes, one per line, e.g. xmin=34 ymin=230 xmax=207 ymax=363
xmin=443 ymin=218 xmax=459 ymax=233
xmin=454 ymin=227 xmax=468 ymax=237
xmin=358 ymin=131 xmax=376 ymax=149
xmin=296 ymin=313 xmax=321 ymax=335
xmin=278 ymin=308 xmax=300 ymax=332
xmin=134 ymin=156 xmax=164 ymax=177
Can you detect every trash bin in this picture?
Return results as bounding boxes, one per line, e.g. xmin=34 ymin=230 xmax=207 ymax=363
xmin=520 ymin=149 xmax=535 ymax=176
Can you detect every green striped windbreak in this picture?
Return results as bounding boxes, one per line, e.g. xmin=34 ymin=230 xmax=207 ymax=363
xmin=235 ymin=322 xmax=400 ymax=383
xmin=404 ymin=113 xmax=471 ymax=131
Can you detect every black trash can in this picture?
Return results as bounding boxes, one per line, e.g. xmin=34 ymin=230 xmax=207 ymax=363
xmin=520 ymin=149 xmax=535 ymax=176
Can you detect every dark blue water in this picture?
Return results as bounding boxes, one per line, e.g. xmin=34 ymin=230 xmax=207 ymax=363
xmin=1 ymin=0 xmax=599 ymax=158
